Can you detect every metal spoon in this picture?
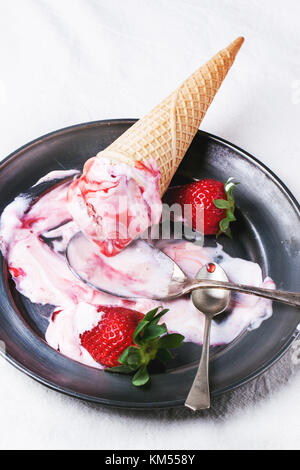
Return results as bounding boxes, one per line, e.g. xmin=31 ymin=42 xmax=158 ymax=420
xmin=66 ymin=232 xmax=300 ymax=307
xmin=185 ymin=263 xmax=230 ymax=410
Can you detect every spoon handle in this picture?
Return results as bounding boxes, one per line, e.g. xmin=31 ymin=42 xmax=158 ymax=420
xmin=185 ymin=316 xmax=212 ymax=411
xmin=186 ymin=280 xmax=300 ymax=308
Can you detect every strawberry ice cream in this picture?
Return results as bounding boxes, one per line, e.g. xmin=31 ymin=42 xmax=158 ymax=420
xmin=67 ymin=157 xmax=162 ymax=256
xmin=0 ymin=171 xmax=275 ymax=369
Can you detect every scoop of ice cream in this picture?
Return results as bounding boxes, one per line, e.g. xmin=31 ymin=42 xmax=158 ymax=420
xmin=67 ymin=157 xmax=162 ymax=256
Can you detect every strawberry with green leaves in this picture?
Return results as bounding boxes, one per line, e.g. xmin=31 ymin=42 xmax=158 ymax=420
xmin=80 ymin=306 xmax=184 ymax=386
xmin=164 ymin=177 xmax=238 ymax=237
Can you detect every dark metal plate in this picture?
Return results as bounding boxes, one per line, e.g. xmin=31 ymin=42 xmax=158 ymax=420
xmin=0 ymin=119 xmax=299 ymax=408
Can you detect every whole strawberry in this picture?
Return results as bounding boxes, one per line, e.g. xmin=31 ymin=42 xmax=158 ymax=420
xmin=80 ymin=306 xmax=144 ymax=368
xmin=80 ymin=306 xmax=184 ymax=386
xmin=164 ymin=177 xmax=238 ymax=236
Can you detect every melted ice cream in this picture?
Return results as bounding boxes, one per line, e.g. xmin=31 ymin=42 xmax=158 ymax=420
xmin=0 ymin=171 xmax=275 ymax=369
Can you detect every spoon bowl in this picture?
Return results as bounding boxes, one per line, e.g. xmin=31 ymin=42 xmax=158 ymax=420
xmin=191 ymin=263 xmax=231 ymax=317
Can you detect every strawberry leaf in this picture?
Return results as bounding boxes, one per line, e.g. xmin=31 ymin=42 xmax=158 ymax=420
xmin=156 ymin=348 xmax=173 ymax=363
xmin=158 ymin=333 xmax=184 ymax=349
xmin=112 ymin=307 xmax=185 ymax=387
xmin=213 ymin=199 xmax=231 ymax=209
xmin=219 ymin=218 xmax=229 ymax=232
xmin=142 ymin=324 xmax=167 ymax=341
xmin=132 ymin=307 xmax=169 ymax=344
xmin=132 ymin=319 xmax=149 ymax=343
xmin=214 ymin=178 xmax=239 ymax=238
xmin=223 ymin=227 xmax=232 ymax=239
xmin=118 ymin=346 xmax=132 ymax=364
xmin=106 ymin=365 xmax=134 ymax=374
xmin=150 ymin=309 xmax=169 ymax=325
xmin=143 ymin=307 xmax=160 ymax=322
xmin=132 ymin=365 xmax=150 ymax=386
xmin=127 ymin=348 xmax=143 ymax=369
xmin=226 ymin=211 xmax=236 ymax=222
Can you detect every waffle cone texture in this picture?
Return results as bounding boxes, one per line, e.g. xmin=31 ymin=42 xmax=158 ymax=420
xmin=97 ymin=37 xmax=244 ymax=196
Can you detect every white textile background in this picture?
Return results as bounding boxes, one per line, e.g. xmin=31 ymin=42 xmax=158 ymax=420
xmin=0 ymin=0 xmax=300 ymax=450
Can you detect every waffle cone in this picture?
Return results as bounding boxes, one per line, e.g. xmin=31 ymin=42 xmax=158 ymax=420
xmin=97 ymin=37 xmax=244 ymax=196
